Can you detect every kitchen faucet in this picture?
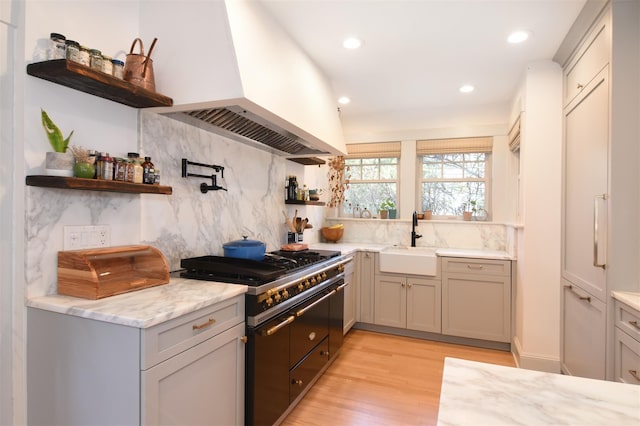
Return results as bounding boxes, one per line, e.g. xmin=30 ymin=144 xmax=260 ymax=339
xmin=411 ymin=211 xmax=422 ymax=247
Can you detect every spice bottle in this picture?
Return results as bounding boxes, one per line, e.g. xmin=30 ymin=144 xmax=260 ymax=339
xmin=78 ymin=45 xmax=90 ymax=66
xmin=101 ymin=153 xmax=114 ymax=180
xmin=142 ymin=156 xmax=155 ymax=184
xmin=112 ymin=59 xmax=124 ymax=79
xmin=101 ymin=55 xmax=113 ymax=75
xmin=65 ymin=40 xmax=80 ymax=63
xmin=49 ymin=33 xmax=66 ymax=60
xmin=89 ymin=49 xmax=103 ymax=71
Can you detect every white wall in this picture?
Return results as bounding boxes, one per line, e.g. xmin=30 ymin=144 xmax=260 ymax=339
xmin=512 ymin=60 xmax=563 ymax=372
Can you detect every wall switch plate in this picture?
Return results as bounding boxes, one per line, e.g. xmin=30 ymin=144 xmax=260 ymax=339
xmin=63 ymin=225 xmax=111 ymax=250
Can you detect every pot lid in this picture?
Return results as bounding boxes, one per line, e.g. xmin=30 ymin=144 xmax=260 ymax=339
xmin=223 ymin=236 xmax=265 ymax=248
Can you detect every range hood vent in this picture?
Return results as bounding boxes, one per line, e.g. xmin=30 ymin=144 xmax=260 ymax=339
xmin=162 ymin=105 xmax=329 ymax=156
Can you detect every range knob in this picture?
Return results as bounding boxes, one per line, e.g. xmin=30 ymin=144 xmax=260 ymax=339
xmin=304 ymin=280 xmax=311 ymax=289
xmin=282 ymin=289 xmax=289 ymax=299
xmin=321 ymin=272 xmax=327 ymax=279
xmin=310 ymin=277 xmax=317 ymax=285
xmin=273 ymin=293 xmax=282 ymax=303
xmin=316 ymin=274 xmax=323 ymax=282
xmin=298 ymin=282 xmax=305 ymax=292
xmin=265 ymin=297 xmax=273 ymax=307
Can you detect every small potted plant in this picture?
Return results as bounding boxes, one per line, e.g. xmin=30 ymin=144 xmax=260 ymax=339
xmin=462 ymin=200 xmax=478 ymax=221
xmin=423 ymin=201 xmax=433 ymax=220
xmin=41 ymin=109 xmax=74 ymax=176
xmin=379 ymin=198 xmax=396 ymax=219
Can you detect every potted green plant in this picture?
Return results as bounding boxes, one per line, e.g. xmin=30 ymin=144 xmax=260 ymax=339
xmin=41 ymin=109 xmax=75 ymax=176
xmin=462 ymin=200 xmax=479 ymax=221
xmin=379 ymin=198 xmax=396 ymax=219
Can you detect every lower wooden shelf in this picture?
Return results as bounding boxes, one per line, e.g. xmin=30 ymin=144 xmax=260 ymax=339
xmin=26 ymin=175 xmax=172 ymax=195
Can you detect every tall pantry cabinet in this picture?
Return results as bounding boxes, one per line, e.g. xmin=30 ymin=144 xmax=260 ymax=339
xmin=561 ymin=2 xmax=639 ymax=381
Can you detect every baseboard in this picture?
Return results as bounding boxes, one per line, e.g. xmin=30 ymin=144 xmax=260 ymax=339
xmin=512 ymin=335 xmax=561 ymax=373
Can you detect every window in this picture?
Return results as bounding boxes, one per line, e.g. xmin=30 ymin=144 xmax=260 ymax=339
xmin=417 ymin=137 xmax=492 ymax=218
xmin=343 ymin=142 xmax=400 ymax=215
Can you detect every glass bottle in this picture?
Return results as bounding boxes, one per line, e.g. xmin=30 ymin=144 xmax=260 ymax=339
xmin=89 ymin=49 xmax=103 ymax=71
xmin=49 ymin=33 xmax=66 ymax=60
xmin=142 ymin=157 xmax=155 ymax=184
xmin=112 ymin=59 xmax=124 ymax=79
xmin=65 ymin=40 xmax=80 ymax=63
xmin=101 ymin=153 xmax=114 ymax=180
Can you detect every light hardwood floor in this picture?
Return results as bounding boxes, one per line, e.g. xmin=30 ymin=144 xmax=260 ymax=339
xmin=281 ymin=329 xmax=516 ymax=426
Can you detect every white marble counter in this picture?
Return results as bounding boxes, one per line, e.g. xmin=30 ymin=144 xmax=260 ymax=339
xmin=26 ymin=277 xmax=247 ymax=329
xmin=311 ymin=243 xmax=513 ymax=260
xmin=612 ymin=291 xmax=640 ymax=312
xmin=438 ymin=358 xmax=640 ymax=425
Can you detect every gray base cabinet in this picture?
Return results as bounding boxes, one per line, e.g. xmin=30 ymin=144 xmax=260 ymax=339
xmin=343 ymin=252 xmax=356 ymax=334
xmin=358 ymin=251 xmax=376 ymax=324
xmin=28 ymin=295 xmax=245 ymax=426
xmin=442 ymin=257 xmax=512 ymax=343
xmin=613 ymin=300 xmax=640 ymax=384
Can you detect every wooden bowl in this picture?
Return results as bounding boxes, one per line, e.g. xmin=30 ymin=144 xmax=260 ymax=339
xmin=321 ymin=227 xmax=344 ymax=243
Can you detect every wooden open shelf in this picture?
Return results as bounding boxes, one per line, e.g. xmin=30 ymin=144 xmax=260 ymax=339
xmin=26 ymin=60 xmax=173 ymax=108
xmin=285 ymin=199 xmax=325 ymax=206
xmin=26 ymin=175 xmax=172 ymax=195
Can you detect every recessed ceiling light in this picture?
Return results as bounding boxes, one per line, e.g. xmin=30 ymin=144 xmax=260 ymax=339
xmin=338 ymin=96 xmax=351 ymax=105
xmin=342 ymin=37 xmax=362 ymax=49
xmin=459 ymin=85 xmax=475 ymax=93
xmin=508 ymin=30 xmax=530 ymax=44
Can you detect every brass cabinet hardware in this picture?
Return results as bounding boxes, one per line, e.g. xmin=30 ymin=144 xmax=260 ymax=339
xmin=467 ymin=264 xmax=484 ymax=270
xmin=263 ymin=315 xmax=295 ymax=336
xmin=192 ymin=317 xmax=216 ymax=330
xmin=564 ymin=284 xmax=591 ymax=303
xmin=629 ymin=320 xmax=640 ymax=330
xmin=296 ymin=290 xmax=336 ymax=317
xmin=593 ymin=194 xmax=607 ymax=269
xmin=241 ymin=336 xmax=248 ymax=344
xmin=629 ymin=369 xmax=640 ymax=381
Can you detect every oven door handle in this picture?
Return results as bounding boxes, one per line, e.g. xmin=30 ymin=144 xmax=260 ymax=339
xmin=295 ymin=290 xmax=337 ymax=318
xmin=336 ymin=282 xmax=349 ymax=292
xmin=262 ymin=315 xmax=295 ymax=336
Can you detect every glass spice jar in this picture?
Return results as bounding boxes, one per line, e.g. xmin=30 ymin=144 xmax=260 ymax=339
xmin=112 ymin=59 xmax=124 ymax=79
xmin=89 ymin=49 xmax=103 ymax=71
xmin=101 ymin=55 xmax=113 ymax=75
xmin=49 ymin=33 xmax=66 ymax=60
xmin=65 ymin=40 xmax=80 ymax=63
xmin=78 ymin=46 xmax=91 ymax=67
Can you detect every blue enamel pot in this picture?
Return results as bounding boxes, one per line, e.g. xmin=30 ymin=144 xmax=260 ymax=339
xmin=222 ymin=236 xmax=266 ymax=261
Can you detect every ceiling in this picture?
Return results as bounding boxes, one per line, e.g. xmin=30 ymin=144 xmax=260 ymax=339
xmin=258 ymin=0 xmax=587 ymax=142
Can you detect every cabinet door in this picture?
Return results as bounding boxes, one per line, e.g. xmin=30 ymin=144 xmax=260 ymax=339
xmin=358 ymin=252 xmax=376 ymax=323
xmin=343 ymin=254 xmax=356 ymax=333
xmin=374 ymin=274 xmax=405 ymax=328
xmin=142 ymin=322 xmax=245 ymax=426
xmin=442 ymin=273 xmax=511 ymax=343
xmin=406 ymin=277 xmax=441 ymax=333
xmin=561 ymin=282 xmax=606 ymax=379
xmin=563 ymin=67 xmax=609 ymax=302
xmin=613 ymin=328 xmax=640 ymax=385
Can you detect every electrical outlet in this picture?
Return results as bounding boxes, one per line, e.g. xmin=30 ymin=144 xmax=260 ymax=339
xmin=64 ymin=225 xmax=111 ymax=250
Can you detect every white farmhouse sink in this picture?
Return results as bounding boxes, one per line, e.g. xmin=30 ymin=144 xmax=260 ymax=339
xmin=379 ymin=246 xmax=438 ymax=276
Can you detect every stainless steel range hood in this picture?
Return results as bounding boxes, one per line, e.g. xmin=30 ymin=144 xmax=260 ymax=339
xmin=141 ymin=0 xmax=346 ymax=158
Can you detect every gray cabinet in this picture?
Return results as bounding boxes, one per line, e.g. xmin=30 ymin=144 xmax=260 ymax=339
xmin=28 ymin=295 xmax=245 ymax=425
xmin=613 ymin=300 xmax=640 ymax=385
xmin=357 ymin=251 xmax=376 ymax=324
xmin=374 ymin=273 xmax=441 ymax=333
xmin=343 ymin=252 xmax=356 ymax=334
xmin=442 ymin=257 xmax=511 ymax=343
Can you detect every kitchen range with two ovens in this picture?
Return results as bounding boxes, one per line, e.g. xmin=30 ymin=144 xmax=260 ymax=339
xmin=181 ymin=248 xmax=350 ymax=425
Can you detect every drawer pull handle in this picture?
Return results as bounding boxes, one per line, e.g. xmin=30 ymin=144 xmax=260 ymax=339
xmin=292 ymin=379 xmax=303 ymax=386
xmin=192 ymin=317 xmax=216 ymax=331
xmin=629 ymin=370 xmax=640 ymax=381
xmin=629 ymin=320 xmax=640 ymax=330
xmin=467 ymin=264 xmax=484 ymax=270
xmin=577 ymin=83 xmax=584 ymax=89
xmin=564 ymin=285 xmax=591 ymax=303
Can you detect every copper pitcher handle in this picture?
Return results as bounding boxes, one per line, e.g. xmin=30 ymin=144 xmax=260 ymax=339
xmin=146 ymin=38 xmax=158 ymax=61
xmin=129 ymin=38 xmax=144 ymax=55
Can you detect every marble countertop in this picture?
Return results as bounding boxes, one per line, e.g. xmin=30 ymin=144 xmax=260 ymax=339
xmin=612 ymin=291 xmax=640 ymax=312
xmin=311 ymin=243 xmax=513 ymax=260
xmin=26 ymin=277 xmax=247 ymax=329
xmin=437 ymin=357 xmax=640 ymax=425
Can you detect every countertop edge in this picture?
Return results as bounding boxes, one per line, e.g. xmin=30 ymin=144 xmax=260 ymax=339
xmin=612 ymin=291 xmax=640 ymax=312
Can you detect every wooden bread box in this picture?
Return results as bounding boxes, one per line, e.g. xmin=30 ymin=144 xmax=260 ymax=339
xmin=58 ymin=245 xmax=170 ymax=299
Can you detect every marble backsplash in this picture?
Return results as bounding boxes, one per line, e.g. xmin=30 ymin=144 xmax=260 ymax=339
xmin=25 ymin=111 xmax=514 ymax=299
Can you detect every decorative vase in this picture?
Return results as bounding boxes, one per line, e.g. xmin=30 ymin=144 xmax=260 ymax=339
xmin=45 ymin=151 xmax=74 ymax=177
xmin=388 ymin=209 xmax=397 ymax=219
xmin=379 ymin=210 xmax=388 ymax=219
xmin=74 ymin=161 xmax=95 ymax=179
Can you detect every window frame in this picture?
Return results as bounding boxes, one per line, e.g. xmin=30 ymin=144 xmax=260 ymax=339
xmin=344 ymin=156 xmax=400 ymax=215
xmin=416 ymin=151 xmax=492 ymax=220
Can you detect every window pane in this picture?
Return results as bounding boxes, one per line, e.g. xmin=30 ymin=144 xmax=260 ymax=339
xmin=380 ymin=158 xmax=396 ymax=165
xmin=422 ymin=163 xmax=441 ymax=178
xmin=420 ymin=182 xmax=485 ymax=215
xmin=380 ymin=164 xmax=397 ymax=179
xmin=345 ymin=182 xmax=397 ymax=214
xmin=345 ymin=159 xmax=360 ymax=166
xmin=464 ymin=161 xmax=484 ymax=178
xmin=442 ymin=160 xmax=463 ymax=178
xmin=361 ymin=165 xmax=379 ymax=180
xmin=361 ymin=158 xmax=377 ymax=165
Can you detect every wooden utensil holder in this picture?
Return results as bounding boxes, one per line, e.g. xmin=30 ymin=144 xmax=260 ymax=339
xmin=58 ymin=245 xmax=170 ymax=299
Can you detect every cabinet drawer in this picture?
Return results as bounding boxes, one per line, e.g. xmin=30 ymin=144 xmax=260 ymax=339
xmin=142 ymin=295 xmax=244 ymax=369
xmin=564 ymin=12 xmax=609 ymax=105
xmin=290 ymin=337 xmax=329 ymax=403
xmin=442 ymin=257 xmax=510 ymax=277
xmin=615 ymin=300 xmax=640 ymax=343
xmin=614 ymin=328 xmax=640 ymax=385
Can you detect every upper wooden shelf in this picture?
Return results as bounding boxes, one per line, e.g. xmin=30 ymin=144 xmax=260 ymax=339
xmin=285 ymin=200 xmax=325 ymax=206
xmin=26 ymin=60 xmax=173 ymax=108
xmin=26 ymin=175 xmax=173 ymax=195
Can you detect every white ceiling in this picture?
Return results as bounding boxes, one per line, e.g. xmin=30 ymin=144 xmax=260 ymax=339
xmin=258 ymin=0 xmax=586 ymax=141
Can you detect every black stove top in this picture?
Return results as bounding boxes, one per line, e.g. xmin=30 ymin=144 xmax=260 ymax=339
xmin=180 ymin=249 xmax=341 ymax=286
